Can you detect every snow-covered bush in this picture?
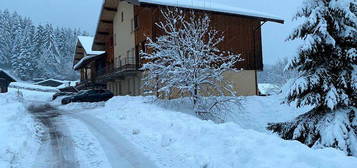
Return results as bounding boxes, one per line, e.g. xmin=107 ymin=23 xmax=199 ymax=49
xmin=268 ymin=0 xmax=357 ymax=156
xmin=141 ymin=8 xmax=243 ymax=119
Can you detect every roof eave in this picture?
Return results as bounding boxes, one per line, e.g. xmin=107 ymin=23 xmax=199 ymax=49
xmin=92 ymin=0 xmax=284 ymax=51
xmin=92 ymin=0 xmax=119 ymax=51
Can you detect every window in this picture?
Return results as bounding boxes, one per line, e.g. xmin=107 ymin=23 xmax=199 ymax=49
xmin=114 ymin=33 xmax=117 ymax=46
xmin=128 ymin=79 xmax=131 ymax=95
xmin=121 ymin=12 xmax=124 ymax=22
xmin=135 ymin=45 xmax=139 ymax=58
xmin=127 ymin=50 xmax=130 ymax=58
xmin=131 ymin=48 xmax=135 ymax=57
xmin=131 ymin=16 xmax=139 ymax=33
xmin=132 ymin=78 xmax=135 ymax=96
xmin=134 ymin=16 xmax=139 ymax=30
xmin=119 ymin=81 xmax=122 ymax=95
xmin=118 ymin=55 xmax=121 ymax=67
xmin=131 ymin=19 xmax=134 ymax=32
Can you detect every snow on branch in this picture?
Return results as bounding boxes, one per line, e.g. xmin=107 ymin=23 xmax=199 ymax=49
xmin=141 ymin=8 xmax=243 ymax=118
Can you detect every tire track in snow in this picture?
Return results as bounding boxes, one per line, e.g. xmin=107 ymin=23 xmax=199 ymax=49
xmin=69 ymin=112 xmax=158 ymax=168
xmin=27 ymin=102 xmax=80 ymax=168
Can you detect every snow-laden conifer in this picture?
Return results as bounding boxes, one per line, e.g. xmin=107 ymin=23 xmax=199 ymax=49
xmin=268 ymin=0 xmax=357 ymax=156
xmin=0 ymin=10 xmax=86 ymax=80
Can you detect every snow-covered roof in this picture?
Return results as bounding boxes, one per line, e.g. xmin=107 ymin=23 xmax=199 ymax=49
xmin=74 ymin=54 xmax=105 ymax=70
xmin=77 ymin=36 xmax=105 ymax=55
xmin=34 ymin=79 xmax=66 ymax=86
xmin=137 ymin=0 xmax=284 ymax=23
xmin=0 ymin=68 xmax=18 ymax=82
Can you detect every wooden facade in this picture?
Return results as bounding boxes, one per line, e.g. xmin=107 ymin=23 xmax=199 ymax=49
xmin=134 ymin=5 xmax=265 ymax=70
xmin=76 ymin=0 xmax=283 ymax=95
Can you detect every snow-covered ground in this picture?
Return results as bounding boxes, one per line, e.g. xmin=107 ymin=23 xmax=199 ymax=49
xmin=0 ymin=89 xmax=53 ymax=167
xmin=1 ymin=85 xmax=357 ymax=168
xmin=60 ymin=96 xmax=356 ymax=168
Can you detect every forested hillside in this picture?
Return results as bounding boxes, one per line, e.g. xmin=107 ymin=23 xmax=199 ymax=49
xmin=0 ymin=10 xmax=87 ymax=81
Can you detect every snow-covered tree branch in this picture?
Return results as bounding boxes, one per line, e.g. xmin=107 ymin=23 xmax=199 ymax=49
xmin=141 ymin=8 xmax=243 ymax=119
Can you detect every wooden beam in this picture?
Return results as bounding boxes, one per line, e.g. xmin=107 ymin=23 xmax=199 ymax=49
xmin=123 ymin=0 xmax=140 ymax=5
xmin=100 ymin=20 xmax=113 ymax=24
xmin=104 ymin=7 xmax=117 ymax=12
xmin=94 ymin=42 xmax=106 ymax=46
xmin=98 ymin=31 xmax=110 ymax=35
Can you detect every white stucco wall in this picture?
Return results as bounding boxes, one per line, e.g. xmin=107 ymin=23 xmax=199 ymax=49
xmin=113 ymin=1 xmax=135 ymax=68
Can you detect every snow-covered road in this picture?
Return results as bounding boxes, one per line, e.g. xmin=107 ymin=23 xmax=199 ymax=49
xmin=27 ymin=103 xmax=80 ymax=168
xmin=27 ymin=101 xmax=157 ymax=168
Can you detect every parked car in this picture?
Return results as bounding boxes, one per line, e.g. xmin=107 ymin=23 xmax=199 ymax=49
xmin=61 ymin=89 xmax=114 ymax=105
xmin=52 ymin=92 xmax=76 ymax=100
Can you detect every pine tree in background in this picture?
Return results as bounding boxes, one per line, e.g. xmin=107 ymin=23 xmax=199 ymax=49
xmin=11 ymin=17 xmax=38 ymax=80
xmin=0 ymin=10 xmax=18 ymax=69
xmin=0 ymin=10 xmax=87 ymax=81
xmin=268 ymin=0 xmax=357 ymax=156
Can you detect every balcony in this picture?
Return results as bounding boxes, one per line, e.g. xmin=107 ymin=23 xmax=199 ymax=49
xmin=96 ymin=57 xmax=140 ymax=82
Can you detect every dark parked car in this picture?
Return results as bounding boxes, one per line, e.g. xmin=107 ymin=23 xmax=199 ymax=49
xmin=61 ymin=90 xmax=114 ymax=105
xmin=52 ymin=92 xmax=76 ymax=100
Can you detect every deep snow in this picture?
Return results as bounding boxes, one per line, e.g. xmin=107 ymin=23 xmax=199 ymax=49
xmin=60 ymin=96 xmax=357 ymax=168
xmin=1 ymin=86 xmax=357 ymax=168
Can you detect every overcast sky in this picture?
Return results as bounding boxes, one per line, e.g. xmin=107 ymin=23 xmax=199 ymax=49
xmin=0 ymin=0 xmax=303 ymax=65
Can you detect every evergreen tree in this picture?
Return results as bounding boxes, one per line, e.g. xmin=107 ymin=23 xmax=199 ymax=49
xmin=268 ymin=0 xmax=357 ymax=156
xmin=0 ymin=10 xmax=18 ymax=69
xmin=0 ymin=10 xmax=85 ymax=81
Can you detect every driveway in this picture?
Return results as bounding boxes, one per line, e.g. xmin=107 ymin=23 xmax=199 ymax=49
xmin=27 ymin=103 xmax=79 ymax=168
xmin=27 ymin=102 xmax=157 ymax=168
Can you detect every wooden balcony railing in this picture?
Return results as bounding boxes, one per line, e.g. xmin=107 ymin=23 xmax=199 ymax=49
xmin=96 ymin=57 xmax=140 ymax=82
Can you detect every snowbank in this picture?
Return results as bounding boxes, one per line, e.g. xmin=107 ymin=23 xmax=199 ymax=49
xmin=60 ymin=96 xmax=357 ymax=168
xmin=0 ymin=90 xmax=45 ymax=167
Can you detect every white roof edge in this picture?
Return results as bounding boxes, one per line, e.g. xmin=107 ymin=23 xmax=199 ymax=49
xmin=73 ymin=54 xmax=102 ymax=70
xmin=137 ymin=0 xmax=284 ymax=23
xmin=77 ymin=36 xmax=105 ymax=55
xmin=34 ymin=79 xmax=66 ymax=85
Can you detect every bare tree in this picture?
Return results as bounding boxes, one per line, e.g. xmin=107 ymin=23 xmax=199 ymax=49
xmin=141 ymin=8 xmax=243 ymax=120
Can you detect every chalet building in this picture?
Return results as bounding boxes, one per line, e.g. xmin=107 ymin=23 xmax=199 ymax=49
xmin=74 ymin=0 xmax=284 ymax=96
xmin=0 ymin=69 xmax=16 ymax=93
xmin=73 ymin=36 xmax=106 ymax=90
